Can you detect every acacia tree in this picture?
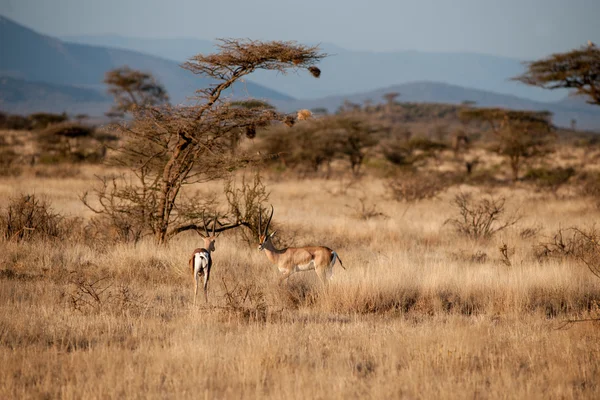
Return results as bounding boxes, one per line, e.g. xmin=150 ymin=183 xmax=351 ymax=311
xmin=333 ymin=116 xmax=383 ymax=176
xmin=460 ymin=108 xmax=554 ymax=182
xmin=85 ymin=39 xmax=325 ymax=244
xmin=104 ymin=66 xmax=170 ymax=117
xmin=514 ymin=42 xmax=600 ymax=106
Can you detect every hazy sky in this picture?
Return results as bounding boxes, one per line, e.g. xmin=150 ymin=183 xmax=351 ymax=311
xmin=1 ymin=0 xmax=598 ymax=59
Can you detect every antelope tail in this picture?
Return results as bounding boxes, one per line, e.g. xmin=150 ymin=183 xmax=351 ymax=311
xmin=331 ymin=251 xmax=346 ymax=270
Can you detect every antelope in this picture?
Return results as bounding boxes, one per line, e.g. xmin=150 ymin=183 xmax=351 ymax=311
xmin=189 ymin=213 xmax=252 ymax=304
xmin=257 ymin=206 xmax=345 ymax=285
xmin=189 ymin=215 xmax=218 ymax=305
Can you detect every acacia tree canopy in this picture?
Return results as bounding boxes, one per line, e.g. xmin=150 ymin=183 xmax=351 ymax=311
xmin=514 ymin=43 xmax=600 ymax=106
xmin=104 ymin=66 xmax=170 ymax=117
xmin=86 ymin=39 xmax=326 ymax=244
xmin=460 ymin=108 xmax=555 ymax=182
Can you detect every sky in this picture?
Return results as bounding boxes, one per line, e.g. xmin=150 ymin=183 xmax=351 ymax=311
xmin=1 ymin=0 xmax=599 ymax=59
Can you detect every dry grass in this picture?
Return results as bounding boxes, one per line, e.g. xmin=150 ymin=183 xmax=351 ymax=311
xmin=1 ymin=165 xmax=600 ymax=399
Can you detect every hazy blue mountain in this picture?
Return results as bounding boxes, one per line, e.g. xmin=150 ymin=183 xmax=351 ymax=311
xmin=62 ymin=35 xmax=567 ymax=102
xmin=0 ymin=76 xmax=109 ymax=115
xmin=274 ymin=81 xmax=600 ymax=130
xmin=0 ymin=15 xmax=293 ymax=109
xmin=62 ymin=34 xmax=216 ymax=64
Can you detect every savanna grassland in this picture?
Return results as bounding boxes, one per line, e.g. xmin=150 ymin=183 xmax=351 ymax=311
xmin=2 ymin=145 xmax=600 ymax=399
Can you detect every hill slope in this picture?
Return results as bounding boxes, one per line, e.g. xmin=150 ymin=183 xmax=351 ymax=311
xmin=0 ymin=76 xmax=109 ymax=115
xmin=0 ymin=15 xmax=293 ymax=110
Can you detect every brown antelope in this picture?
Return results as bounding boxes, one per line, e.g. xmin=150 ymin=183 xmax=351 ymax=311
xmin=257 ymin=206 xmax=345 ymax=285
xmin=189 ymin=215 xmax=218 ymax=304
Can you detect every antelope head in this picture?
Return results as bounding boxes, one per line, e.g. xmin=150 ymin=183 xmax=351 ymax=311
xmin=258 ymin=205 xmax=276 ymax=251
xmin=197 ymin=211 xmax=219 ymax=252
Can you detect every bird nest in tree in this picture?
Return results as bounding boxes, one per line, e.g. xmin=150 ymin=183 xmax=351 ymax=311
xmin=245 ymin=125 xmax=256 ymax=139
xmin=283 ymin=115 xmax=296 ymax=127
xmin=308 ymin=66 xmax=321 ymax=78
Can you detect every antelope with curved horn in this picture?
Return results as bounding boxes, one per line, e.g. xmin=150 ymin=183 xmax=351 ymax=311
xmin=257 ymin=206 xmax=345 ymax=285
xmin=189 ymin=213 xmax=218 ymax=304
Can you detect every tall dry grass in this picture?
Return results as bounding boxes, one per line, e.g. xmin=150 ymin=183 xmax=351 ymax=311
xmin=1 ymin=165 xmax=600 ymax=399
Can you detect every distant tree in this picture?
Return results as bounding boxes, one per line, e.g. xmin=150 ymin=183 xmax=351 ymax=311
xmin=37 ymin=122 xmax=101 ymax=163
xmin=104 ymin=66 xmax=170 ymax=117
xmin=383 ymin=92 xmax=400 ymax=113
xmin=28 ymin=112 xmax=68 ymax=129
xmin=383 ymin=92 xmax=400 ymax=104
xmin=332 ymin=116 xmax=383 ymax=176
xmin=460 ymin=108 xmax=555 ymax=182
xmin=514 ymin=42 xmax=600 ymax=106
xmin=85 ymin=39 xmax=326 ymax=244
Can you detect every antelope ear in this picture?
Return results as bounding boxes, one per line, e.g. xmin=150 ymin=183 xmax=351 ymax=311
xmin=269 ymin=231 xmax=277 ymax=238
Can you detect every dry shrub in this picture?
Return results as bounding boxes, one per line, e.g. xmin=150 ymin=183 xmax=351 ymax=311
xmin=218 ymin=275 xmax=268 ymax=322
xmin=225 ymin=173 xmax=270 ymax=246
xmin=567 ymin=228 xmax=600 ymax=280
xmin=345 ymin=197 xmax=388 ymax=220
xmin=388 ymin=172 xmax=454 ymax=202
xmin=534 ymin=227 xmax=600 ymax=280
xmin=67 ymin=272 xmax=147 ymax=315
xmin=445 ymin=192 xmax=520 ymax=239
xmin=84 ymin=215 xmax=144 ymax=246
xmin=520 ymin=225 xmax=541 ymax=239
xmin=535 ymin=228 xmax=581 ymax=261
xmin=0 ymin=194 xmax=65 ymax=242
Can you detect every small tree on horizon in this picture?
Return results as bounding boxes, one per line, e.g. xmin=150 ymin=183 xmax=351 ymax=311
xmin=104 ymin=66 xmax=170 ymax=117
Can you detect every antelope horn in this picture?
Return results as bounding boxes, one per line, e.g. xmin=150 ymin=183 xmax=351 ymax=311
xmin=265 ymin=205 xmax=274 ymax=236
xmin=202 ymin=211 xmax=209 ymax=237
xmin=258 ymin=208 xmax=262 ymax=239
xmin=212 ymin=213 xmax=217 ymax=236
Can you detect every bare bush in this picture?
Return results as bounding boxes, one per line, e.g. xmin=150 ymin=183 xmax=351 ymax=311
xmin=346 ymin=197 xmax=388 ymax=220
xmin=68 ymin=272 xmax=147 ymax=315
xmin=388 ymin=172 xmax=455 ymax=202
xmin=224 ymin=172 xmax=270 ymax=245
xmin=219 ymin=276 xmax=268 ymax=322
xmin=536 ymin=227 xmax=600 ymax=280
xmin=445 ymin=193 xmax=520 ymax=239
xmin=534 ymin=228 xmax=581 ymax=261
xmin=0 ymin=194 xmax=65 ymax=242
xmin=570 ymin=227 xmax=600 ymax=279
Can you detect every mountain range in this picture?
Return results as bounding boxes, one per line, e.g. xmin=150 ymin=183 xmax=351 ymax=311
xmin=62 ymin=34 xmax=565 ymax=103
xmin=1 ymin=15 xmax=599 ymax=130
xmin=0 ymin=15 xmax=291 ymax=107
